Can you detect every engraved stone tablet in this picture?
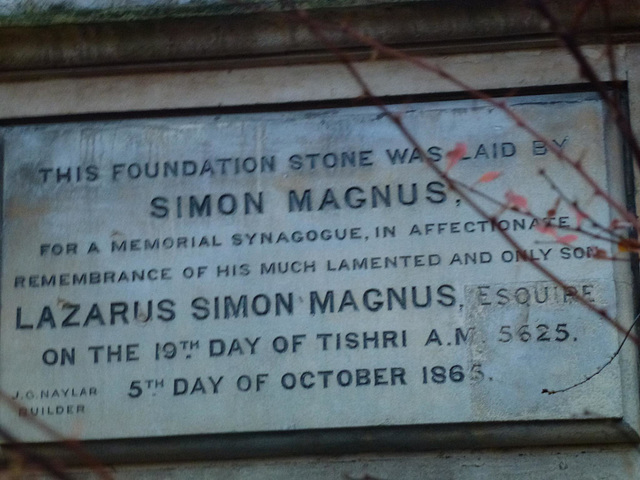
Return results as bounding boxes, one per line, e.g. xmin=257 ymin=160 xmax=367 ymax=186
xmin=0 ymin=92 xmax=633 ymax=442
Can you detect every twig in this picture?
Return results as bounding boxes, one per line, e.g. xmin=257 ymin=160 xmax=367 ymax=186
xmin=599 ymin=0 xmax=619 ymax=84
xmin=570 ymin=0 xmax=598 ymax=32
xmin=532 ymin=0 xmax=638 ymax=170
xmin=459 ymin=175 xmax=628 ymax=248
xmin=0 ymin=390 xmax=114 ymax=480
xmin=538 ymin=168 xmax=626 ymax=243
xmin=542 ymin=311 xmax=640 ymax=394
xmin=292 ymin=7 xmax=639 ymax=342
xmin=299 ymin=12 xmax=640 ymax=234
xmin=0 ymin=425 xmax=73 ymax=480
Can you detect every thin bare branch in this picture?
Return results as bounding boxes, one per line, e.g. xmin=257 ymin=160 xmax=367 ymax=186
xmin=0 ymin=426 xmax=73 ymax=480
xmin=543 ymin=311 xmax=640 ymax=394
xmin=533 ymin=1 xmax=637 ymax=170
xmin=538 ymin=168 xmax=625 ymax=242
xmin=599 ymin=0 xmax=619 ymax=83
xmin=0 ymin=390 xmax=114 ymax=480
xmin=292 ymin=7 xmax=638 ymax=342
xmin=295 ymin=12 xmax=640 ymax=235
xmin=569 ymin=0 xmax=598 ymax=33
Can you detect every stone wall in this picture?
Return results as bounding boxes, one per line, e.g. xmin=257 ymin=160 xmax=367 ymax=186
xmin=1 ymin=1 xmax=640 ymax=478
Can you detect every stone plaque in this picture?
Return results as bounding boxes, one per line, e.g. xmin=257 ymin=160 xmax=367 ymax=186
xmin=0 ymin=92 xmax=632 ymax=442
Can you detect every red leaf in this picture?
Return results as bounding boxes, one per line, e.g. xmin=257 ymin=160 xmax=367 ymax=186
xmin=592 ymin=247 xmax=610 ymax=259
xmin=476 ymin=171 xmax=502 ymax=184
xmin=618 ymin=238 xmax=640 ymax=253
xmin=445 ymin=143 xmax=467 ymax=172
xmin=555 ymin=234 xmax=579 ymax=245
xmin=547 ymin=197 xmax=561 ymax=217
xmin=505 ymin=190 xmax=528 ymax=211
xmin=609 ymin=218 xmax=631 ymax=230
xmin=535 ymin=224 xmax=556 ymax=236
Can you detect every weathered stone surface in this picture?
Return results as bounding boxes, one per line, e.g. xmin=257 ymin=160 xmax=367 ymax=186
xmin=75 ymin=446 xmax=640 ymax=480
xmin=0 ymin=0 xmax=423 ymax=25
xmin=0 ymin=92 xmax=634 ymax=445
xmin=0 ymin=0 xmax=638 ymax=72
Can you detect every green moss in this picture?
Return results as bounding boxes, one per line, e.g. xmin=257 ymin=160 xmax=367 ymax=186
xmin=0 ymin=0 xmax=425 ymax=27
